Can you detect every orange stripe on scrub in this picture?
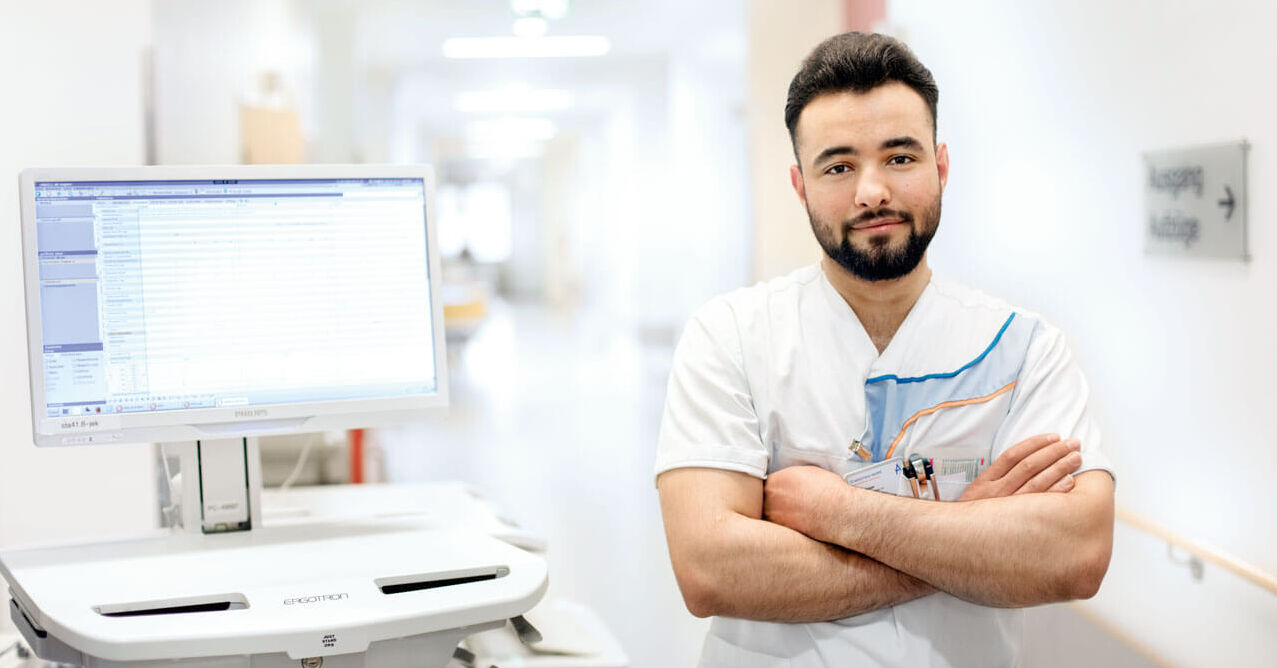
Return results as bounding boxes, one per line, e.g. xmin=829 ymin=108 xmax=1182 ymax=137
xmin=884 ymin=381 xmax=1018 ymax=459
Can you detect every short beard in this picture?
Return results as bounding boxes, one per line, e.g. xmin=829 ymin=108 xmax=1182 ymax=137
xmin=809 ymin=198 xmax=940 ymax=282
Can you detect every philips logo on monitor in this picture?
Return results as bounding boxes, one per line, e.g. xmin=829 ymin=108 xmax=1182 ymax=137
xmin=234 ymin=409 xmax=269 ymax=419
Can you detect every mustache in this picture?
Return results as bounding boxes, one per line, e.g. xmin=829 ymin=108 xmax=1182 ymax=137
xmin=847 ymin=208 xmax=914 ymax=229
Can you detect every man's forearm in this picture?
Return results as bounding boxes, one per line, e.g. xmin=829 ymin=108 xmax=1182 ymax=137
xmin=831 ymin=471 xmax=1114 ymax=607
xmin=684 ymin=510 xmax=934 ymax=621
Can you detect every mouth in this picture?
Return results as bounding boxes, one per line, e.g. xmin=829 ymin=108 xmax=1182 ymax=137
xmin=852 ymin=218 xmax=905 ymax=233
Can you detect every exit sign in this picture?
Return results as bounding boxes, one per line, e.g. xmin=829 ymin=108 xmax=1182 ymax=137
xmin=1143 ymin=140 xmax=1249 ymax=260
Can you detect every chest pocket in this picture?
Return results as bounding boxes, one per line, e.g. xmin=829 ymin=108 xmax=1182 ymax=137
xmin=891 ymin=387 xmax=1015 ymax=478
xmin=768 ymin=377 xmax=1020 ymax=484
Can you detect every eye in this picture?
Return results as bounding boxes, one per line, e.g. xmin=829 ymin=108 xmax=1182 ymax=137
xmin=887 ymin=155 xmax=916 ymax=166
xmin=825 ymin=164 xmax=853 ymax=175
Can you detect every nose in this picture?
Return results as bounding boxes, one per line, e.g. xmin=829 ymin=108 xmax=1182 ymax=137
xmin=854 ymin=167 xmax=891 ymax=209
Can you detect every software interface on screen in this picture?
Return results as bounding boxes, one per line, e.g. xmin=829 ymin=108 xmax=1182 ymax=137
xmin=32 ymin=178 xmax=438 ymax=421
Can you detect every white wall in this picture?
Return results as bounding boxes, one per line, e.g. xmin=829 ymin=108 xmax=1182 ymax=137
xmin=152 ymin=1 xmax=249 ymax=164
xmin=0 ymin=0 xmax=157 ymax=556
xmin=887 ymin=1 xmax=1277 ymax=664
xmin=621 ymin=34 xmax=754 ymax=330
xmin=153 ymin=0 xmax=313 ymax=164
xmin=661 ymin=33 xmax=753 ymax=318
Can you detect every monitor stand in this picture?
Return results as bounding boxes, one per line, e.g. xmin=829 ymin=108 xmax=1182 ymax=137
xmin=158 ymin=438 xmax=263 ymax=535
xmin=0 ymin=439 xmax=549 ymax=668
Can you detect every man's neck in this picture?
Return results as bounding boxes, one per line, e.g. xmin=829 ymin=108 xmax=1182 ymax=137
xmin=821 ymin=255 xmax=932 ymax=354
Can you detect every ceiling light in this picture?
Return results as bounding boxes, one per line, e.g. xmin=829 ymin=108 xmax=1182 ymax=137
xmin=442 ymin=36 xmax=611 ymax=59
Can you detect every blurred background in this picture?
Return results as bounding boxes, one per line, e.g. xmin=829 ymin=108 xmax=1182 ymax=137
xmin=1 ymin=1 xmax=1275 ymax=666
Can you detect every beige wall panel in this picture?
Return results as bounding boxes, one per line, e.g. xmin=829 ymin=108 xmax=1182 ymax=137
xmin=747 ymin=0 xmax=844 ymax=281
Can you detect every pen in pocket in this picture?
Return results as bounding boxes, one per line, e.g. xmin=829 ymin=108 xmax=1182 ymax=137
xmin=921 ymin=457 xmax=940 ymax=501
xmin=902 ymin=457 xmax=921 ymax=499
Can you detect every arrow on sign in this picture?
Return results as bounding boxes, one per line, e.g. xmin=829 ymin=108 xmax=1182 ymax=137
xmin=1218 ymin=185 xmax=1236 ymax=221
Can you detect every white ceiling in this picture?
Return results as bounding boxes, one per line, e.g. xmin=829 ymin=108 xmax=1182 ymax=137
xmin=350 ymin=0 xmax=746 ymax=68
xmin=331 ymin=0 xmax=748 ymax=162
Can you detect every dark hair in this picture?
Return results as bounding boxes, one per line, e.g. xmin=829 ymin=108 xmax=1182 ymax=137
xmin=785 ymin=32 xmax=939 ymax=148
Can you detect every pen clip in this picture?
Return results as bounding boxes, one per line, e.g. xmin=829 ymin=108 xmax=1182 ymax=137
xmin=922 ymin=458 xmax=940 ymax=501
xmin=908 ymin=454 xmax=935 ymax=501
xmin=901 ymin=458 xmax=920 ymax=499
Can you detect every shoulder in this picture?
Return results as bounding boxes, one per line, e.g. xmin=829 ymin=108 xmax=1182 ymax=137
xmin=928 ymin=275 xmax=1078 ymax=371
xmin=928 ymin=275 xmax=1017 ymax=316
xmin=687 ymin=264 xmax=824 ymax=337
xmin=899 ymin=275 xmax=1081 ymax=380
xmin=927 ymin=275 xmax=1071 ymax=339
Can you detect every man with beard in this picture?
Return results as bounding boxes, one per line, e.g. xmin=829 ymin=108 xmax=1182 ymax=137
xmin=655 ymin=32 xmax=1115 ymax=667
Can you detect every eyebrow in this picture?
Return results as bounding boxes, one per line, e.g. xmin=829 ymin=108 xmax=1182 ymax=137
xmin=881 ymin=136 xmax=924 ymax=151
xmin=810 ymin=136 xmax=926 ymax=167
xmin=813 ymin=145 xmax=857 ymax=166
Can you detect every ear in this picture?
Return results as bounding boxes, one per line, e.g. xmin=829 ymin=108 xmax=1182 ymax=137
xmin=935 ymin=142 xmax=950 ymax=192
xmin=789 ymin=164 xmax=807 ymax=208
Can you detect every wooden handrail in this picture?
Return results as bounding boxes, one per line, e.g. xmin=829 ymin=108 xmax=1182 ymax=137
xmin=1065 ymin=602 xmax=1176 ymax=668
xmin=1115 ymin=506 xmax=1277 ymax=596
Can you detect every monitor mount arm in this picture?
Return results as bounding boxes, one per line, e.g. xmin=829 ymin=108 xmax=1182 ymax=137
xmin=158 ymin=439 xmax=263 ymax=534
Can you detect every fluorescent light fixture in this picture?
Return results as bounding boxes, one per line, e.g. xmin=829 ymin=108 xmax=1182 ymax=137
xmin=455 ymin=85 xmax=573 ymax=113
xmin=442 ymin=36 xmax=611 ymax=59
xmin=512 ymin=16 xmax=549 ymax=38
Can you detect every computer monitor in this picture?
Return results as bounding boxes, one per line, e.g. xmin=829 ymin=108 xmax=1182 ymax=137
xmin=19 ymin=165 xmax=448 ymax=449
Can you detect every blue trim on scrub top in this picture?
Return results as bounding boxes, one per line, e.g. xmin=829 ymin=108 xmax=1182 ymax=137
xmin=860 ymin=313 xmax=1035 ymax=461
xmin=865 ymin=314 xmax=1017 ymax=385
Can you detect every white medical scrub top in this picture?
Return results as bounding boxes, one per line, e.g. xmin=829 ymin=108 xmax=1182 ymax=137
xmin=655 ymin=265 xmax=1114 ymax=668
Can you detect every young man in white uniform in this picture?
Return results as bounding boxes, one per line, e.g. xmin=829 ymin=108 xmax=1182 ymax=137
xmin=655 ymin=32 xmax=1115 ymax=667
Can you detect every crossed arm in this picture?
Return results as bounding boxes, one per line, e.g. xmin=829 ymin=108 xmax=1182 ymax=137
xmin=657 ymin=434 xmax=1114 ymax=621
xmin=659 ymin=465 xmax=934 ymax=621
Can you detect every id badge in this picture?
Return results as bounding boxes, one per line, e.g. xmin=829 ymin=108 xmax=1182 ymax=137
xmin=842 ymin=457 xmax=904 ymax=494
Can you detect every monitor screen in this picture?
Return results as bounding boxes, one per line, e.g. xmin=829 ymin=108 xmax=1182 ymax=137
xmin=20 ymin=166 xmax=447 ymax=446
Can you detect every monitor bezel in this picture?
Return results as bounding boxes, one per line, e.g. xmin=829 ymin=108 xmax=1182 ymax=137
xmin=19 ymin=164 xmax=449 ymax=447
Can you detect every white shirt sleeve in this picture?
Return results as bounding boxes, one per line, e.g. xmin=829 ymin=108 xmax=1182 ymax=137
xmin=654 ymin=299 xmax=769 ymax=482
xmin=991 ymin=321 xmax=1114 ymax=481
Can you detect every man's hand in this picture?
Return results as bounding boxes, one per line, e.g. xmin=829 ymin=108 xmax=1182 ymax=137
xmin=762 ymin=465 xmax=848 ymax=541
xmin=959 ymin=433 xmax=1082 ymax=501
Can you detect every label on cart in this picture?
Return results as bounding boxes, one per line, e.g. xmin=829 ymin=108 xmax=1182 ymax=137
xmin=284 ymin=593 xmax=350 ymax=605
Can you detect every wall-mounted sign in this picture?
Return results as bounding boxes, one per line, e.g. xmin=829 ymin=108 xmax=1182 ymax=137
xmin=1143 ymin=140 xmax=1249 ymax=260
